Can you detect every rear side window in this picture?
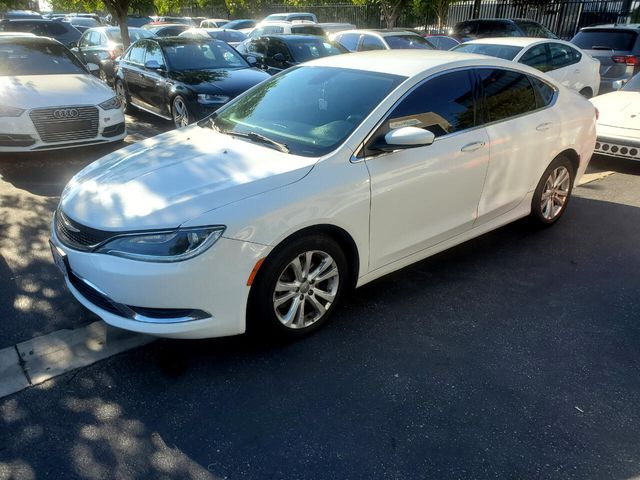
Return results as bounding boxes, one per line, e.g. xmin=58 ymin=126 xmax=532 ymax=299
xmin=126 ymin=43 xmax=146 ymax=64
xmin=530 ymin=77 xmax=555 ymax=107
xmin=383 ymin=70 xmax=476 ymax=138
xmin=477 ymin=68 xmax=537 ymax=122
xmin=519 ymin=44 xmax=550 ymax=71
xmin=477 ymin=21 xmax=519 ymax=37
xmin=360 ymin=34 xmax=385 ymax=51
xmin=454 ymin=22 xmax=477 ymax=37
xmin=548 ymin=42 xmax=581 ymax=68
xmin=454 ymin=43 xmax=522 ymax=60
xmin=336 ymin=32 xmax=359 ymax=51
xmin=572 ymin=29 xmax=637 ymax=50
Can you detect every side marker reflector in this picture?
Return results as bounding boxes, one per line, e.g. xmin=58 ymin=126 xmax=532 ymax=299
xmin=247 ymin=258 xmax=265 ymax=286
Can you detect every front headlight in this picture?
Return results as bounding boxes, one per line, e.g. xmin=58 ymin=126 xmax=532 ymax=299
xmin=95 ymin=226 xmax=225 ymax=262
xmin=0 ymin=105 xmax=25 ymax=117
xmin=197 ymin=94 xmax=230 ymax=105
xmin=98 ymin=96 xmax=122 ymax=111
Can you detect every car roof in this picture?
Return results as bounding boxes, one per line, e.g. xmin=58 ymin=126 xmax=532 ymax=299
xmin=580 ymin=24 xmax=640 ymax=30
xmin=0 ymin=35 xmax=60 ymax=45
xmin=305 ymin=49 xmax=529 ymax=76
xmin=153 ymin=36 xmax=224 ymax=46
xmin=336 ymin=29 xmax=420 ymax=37
xmin=266 ymin=34 xmax=333 ymax=41
xmin=461 ymin=37 xmax=561 ymax=47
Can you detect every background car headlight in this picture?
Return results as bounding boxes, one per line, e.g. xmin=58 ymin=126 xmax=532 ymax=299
xmin=197 ymin=94 xmax=230 ymax=105
xmin=95 ymin=226 xmax=225 ymax=262
xmin=0 ymin=105 xmax=25 ymax=117
xmin=98 ymin=96 xmax=122 ymax=110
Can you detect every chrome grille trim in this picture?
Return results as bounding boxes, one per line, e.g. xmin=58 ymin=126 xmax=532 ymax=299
xmin=54 ymin=208 xmax=115 ymax=251
xmin=29 ymin=106 xmax=99 ymax=144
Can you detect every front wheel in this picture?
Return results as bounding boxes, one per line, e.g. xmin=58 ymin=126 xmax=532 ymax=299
xmin=530 ymin=156 xmax=575 ymax=226
xmin=248 ymin=235 xmax=348 ymax=338
xmin=172 ymin=95 xmax=191 ymax=129
xmin=115 ymin=80 xmax=131 ymax=114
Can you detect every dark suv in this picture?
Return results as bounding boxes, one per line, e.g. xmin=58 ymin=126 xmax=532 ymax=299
xmin=0 ymin=19 xmax=81 ymax=47
xmin=571 ymin=24 xmax=640 ymax=93
xmin=453 ymin=18 xmax=557 ymax=42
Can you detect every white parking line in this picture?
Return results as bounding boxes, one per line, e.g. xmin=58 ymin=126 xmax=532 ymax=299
xmin=0 ymin=321 xmax=153 ymax=398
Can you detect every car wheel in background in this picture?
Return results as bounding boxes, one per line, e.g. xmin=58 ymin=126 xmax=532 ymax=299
xmin=248 ymin=234 xmax=348 ymax=338
xmin=172 ymin=95 xmax=191 ymax=128
xmin=530 ymin=155 xmax=575 ymax=225
xmin=115 ymin=80 xmax=132 ymax=114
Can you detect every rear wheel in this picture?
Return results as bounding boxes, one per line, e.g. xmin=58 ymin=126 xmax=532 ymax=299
xmin=530 ymin=155 xmax=575 ymax=226
xmin=248 ymin=235 xmax=348 ymax=338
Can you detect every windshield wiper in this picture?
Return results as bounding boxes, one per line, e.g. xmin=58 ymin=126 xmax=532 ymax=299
xmin=218 ymin=128 xmax=290 ymax=153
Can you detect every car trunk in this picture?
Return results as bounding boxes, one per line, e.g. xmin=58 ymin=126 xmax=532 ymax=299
xmin=572 ymin=28 xmax=639 ymax=79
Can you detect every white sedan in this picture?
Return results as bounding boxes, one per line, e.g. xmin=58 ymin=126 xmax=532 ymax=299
xmin=453 ymin=37 xmax=600 ymax=98
xmin=0 ymin=36 xmax=125 ymax=152
xmin=590 ymin=73 xmax=640 ymax=160
xmin=50 ymin=51 xmax=596 ymax=340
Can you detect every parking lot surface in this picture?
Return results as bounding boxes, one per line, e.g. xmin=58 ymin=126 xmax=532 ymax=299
xmin=0 ymin=144 xmax=639 ymax=478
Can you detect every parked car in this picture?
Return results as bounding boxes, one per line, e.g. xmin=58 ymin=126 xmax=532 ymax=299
xmin=152 ymin=16 xmax=195 ymax=26
xmin=65 ymin=16 xmax=102 ymax=33
xmin=0 ymin=19 xmax=82 ymax=47
xmin=142 ymin=23 xmax=192 ymax=37
xmin=125 ymin=16 xmax=152 ymax=27
xmin=320 ymin=22 xmax=355 ymax=36
xmin=114 ymin=37 xmax=270 ymax=128
xmin=2 ymin=10 xmax=42 ymax=19
xmin=424 ymin=34 xmax=459 ymax=50
xmin=242 ymin=34 xmax=348 ymax=74
xmin=51 ymin=50 xmax=596 ymax=340
xmin=333 ymin=29 xmax=434 ymax=52
xmin=73 ymin=27 xmax=154 ymax=83
xmin=0 ymin=36 xmax=125 ymax=152
xmin=590 ymin=72 xmax=640 ymax=160
xmin=179 ymin=28 xmax=247 ymax=47
xmin=453 ymin=37 xmax=600 ymax=97
xmin=223 ymin=19 xmax=257 ymax=30
xmin=247 ymin=20 xmax=325 ymax=40
xmin=199 ymin=18 xmax=229 ymax=28
xmin=263 ymin=12 xmax=317 ymax=23
xmin=571 ymin=24 xmax=640 ymax=94
xmin=453 ymin=18 xmax=557 ymax=42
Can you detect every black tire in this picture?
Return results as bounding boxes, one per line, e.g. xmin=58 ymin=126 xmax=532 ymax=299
xmin=579 ymin=87 xmax=593 ymax=99
xmin=248 ymin=234 xmax=348 ymax=339
xmin=172 ymin=95 xmax=191 ymax=129
xmin=115 ymin=79 xmax=132 ymax=114
xmin=530 ymin=155 xmax=575 ymax=226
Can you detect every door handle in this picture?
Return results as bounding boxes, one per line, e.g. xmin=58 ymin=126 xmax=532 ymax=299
xmin=536 ymin=122 xmax=553 ymax=131
xmin=460 ymin=141 xmax=485 ymax=152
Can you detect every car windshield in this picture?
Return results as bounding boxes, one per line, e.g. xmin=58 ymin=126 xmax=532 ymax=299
xmin=572 ymin=29 xmax=638 ymax=50
xmin=70 ymin=17 xmax=99 ymax=26
xmin=107 ymin=28 xmax=153 ymax=43
xmin=385 ymin=34 xmax=433 ymax=49
xmin=163 ymin=40 xmax=248 ymax=70
xmin=290 ymin=25 xmax=325 ymax=36
xmin=0 ymin=41 xmax=87 ymax=75
xmin=621 ymin=73 xmax=640 ymax=91
xmin=287 ymin=38 xmax=347 ymax=62
xmin=453 ymin=43 xmax=523 ymax=60
xmin=514 ymin=21 xmax=556 ymax=38
xmin=211 ymin=66 xmax=405 ymax=156
xmin=225 ymin=19 xmax=252 ymax=29
xmin=208 ymin=30 xmax=246 ymax=42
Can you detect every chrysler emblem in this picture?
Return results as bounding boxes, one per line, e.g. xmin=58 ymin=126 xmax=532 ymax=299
xmin=53 ymin=108 xmax=79 ymax=119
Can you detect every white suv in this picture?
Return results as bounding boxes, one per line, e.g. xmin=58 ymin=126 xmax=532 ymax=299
xmin=247 ymin=20 xmax=325 ymax=40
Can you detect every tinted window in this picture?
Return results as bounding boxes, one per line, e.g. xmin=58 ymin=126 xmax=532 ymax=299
xmin=428 ymin=36 xmax=458 ymax=50
xmin=454 ymin=21 xmax=477 ymax=37
xmin=477 ymin=21 xmax=519 ymax=37
xmin=385 ymin=34 xmax=433 ymax=49
xmin=35 ymin=22 xmax=69 ymax=36
xmin=87 ymin=31 xmax=101 ymax=46
xmin=549 ymin=42 xmax=581 ymax=68
xmin=287 ymin=38 xmax=346 ymax=62
xmin=336 ymin=32 xmax=359 ymax=51
xmin=106 ymin=28 xmax=152 ymax=43
xmin=145 ymin=41 xmax=165 ymax=67
xmin=291 ymin=25 xmax=325 ymax=36
xmin=478 ymin=69 xmax=537 ymax=122
xmin=78 ymin=31 xmax=91 ymax=47
xmin=454 ymin=43 xmax=522 ymax=60
xmin=127 ymin=43 xmax=145 ymax=64
xmin=519 ymin=44 xmax=550 ymax=71
xmin=267 ymin=39 xmax=291 ymax=61
xmin=572 ymin=29 xmax=637 ymax=50
xmin=0 ymin=41 xmax=87 ymax=75
xmin=248 ymin=37 xmax=267 ymax=55
xmin=163 ymin=40 xmax=248 ymax=70
xmin=514 ymin=21 xmax=556 ymax=38
xmin=360 ymin=34 xmax=384 ymax=51
xmin=530 ymin=76 xmax=555 ymax=107
xmin=213 ymin=30 xmax=246 ymax=42
xmin=383 ymin=70 xmax=476 ymax=139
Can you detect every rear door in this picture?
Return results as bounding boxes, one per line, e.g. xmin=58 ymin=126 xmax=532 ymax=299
xmin=547 ymin=42 xmax=583 ymax=91
xmin=137 ymin=40 xmax=168 ymax=115
xmin=121 ymin=41 xmax=147 ymax=105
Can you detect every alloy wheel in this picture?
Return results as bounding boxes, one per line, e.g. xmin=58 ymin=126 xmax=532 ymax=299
xmin=272 ymin=250 xmax=340 ymax=329
xmin=540 ymin=166 xmax=571 ymax=221
xmin=173 ymin=97 xmax=190 ymax=128
xmin=115 ymin=81 xmax=127 ymax=107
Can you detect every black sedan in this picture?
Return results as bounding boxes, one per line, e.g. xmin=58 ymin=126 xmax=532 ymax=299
xmin=114 ymin=37 xmax=271 ymax=128
xmin=241 ymin=35 xmax=348 ymax=75
xmin=142 ymin=23 xmax=191 ymax=37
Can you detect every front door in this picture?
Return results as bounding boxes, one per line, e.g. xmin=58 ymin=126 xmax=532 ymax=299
xmin=364 ymin=69 xmax=490 ymax=269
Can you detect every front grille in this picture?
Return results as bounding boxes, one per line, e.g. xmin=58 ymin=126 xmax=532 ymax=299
xmin=30 ymin=106 xmax=99 ymax=144
xmin=55 ymin=209 xmax=115 ymax=251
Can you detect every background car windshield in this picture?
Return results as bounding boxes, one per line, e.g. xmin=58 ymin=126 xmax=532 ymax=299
xmin=213 ymin=66 xmax=404 ymax=156
xmin=163 ymin=41 xmax=248 ymax=70
xmin=453 ymin=43 xmax=523 ymax=60
xmin=209 ymin=30 xmax=246 ymax=42
xmin=385 ymin=35 xmax=433 ymax=49
xmin=621 ymin=73 xmax=640 ymax=91
xmin=572 ymin=29 xmax=637 ymax=50
xmin=288 ymin=39 xmax=347 ymax=62
xmin=70 ymin=17 xmax=99 ymax=27
xmin=514 ymin=21 xmax=556 ymax=38
xmin=290 ymin=26 xmax=325 ymax=35
xmin=0 ymin=41 xmax=87 ymax=75
xmin=107 ymin=29 xmax=153 ymax=43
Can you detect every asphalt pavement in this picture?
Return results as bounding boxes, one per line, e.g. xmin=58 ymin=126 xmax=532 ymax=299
xmin=0 ymin=150 xmax=639 ymax=479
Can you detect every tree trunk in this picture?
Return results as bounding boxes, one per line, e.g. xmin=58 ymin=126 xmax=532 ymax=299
xmin=472 ymin=0 xmax=482 ymax=18
xmin=116 ymin=8 xmax=131 ymax=50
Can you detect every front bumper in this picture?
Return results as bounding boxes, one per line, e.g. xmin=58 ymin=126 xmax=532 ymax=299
xmin=0 ymin=105 xmax=126 ymax=153
xmin=50 ymin=227 xmax=271 ymax=339
xmin=594 ymin=124 xmax=640 ymax=161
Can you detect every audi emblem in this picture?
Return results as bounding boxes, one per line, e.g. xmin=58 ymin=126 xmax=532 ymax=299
xmin=53 ymin=108 xmax=79 ymax=119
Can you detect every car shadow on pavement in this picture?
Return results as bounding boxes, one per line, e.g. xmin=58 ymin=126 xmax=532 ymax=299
xmin=1 ymin=196 xmax=638 ymax=479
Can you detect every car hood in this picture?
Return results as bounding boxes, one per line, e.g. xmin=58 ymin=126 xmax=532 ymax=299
xmin=591 ymin=91 xmax=640 ymax=130
xmin=0 ymin=74 xmax=114 ymax=108
xmin=60 ymin=125 xmax=316 ymax=231
xmin=169 ymin=67 xmax=270 ymax=96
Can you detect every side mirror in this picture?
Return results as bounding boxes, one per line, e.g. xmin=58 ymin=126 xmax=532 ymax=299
xmin=273 ymin=52 xmax=286 ymax=63
xmin=86 ymin=62 xmax=100 ymax=74
xmin=378 ymin=127 xmax=435 ymax=151
xmin=246 ymin=55 xmax=257 ymax=65
xmin=612 ymin=79 xmax=625 ymax=90
xmin=144 ymin=60 xmax=162 ymax=70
